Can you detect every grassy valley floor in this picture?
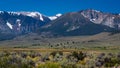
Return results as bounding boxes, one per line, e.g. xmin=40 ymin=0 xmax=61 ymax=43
xmin=0 ymin=32 xmax=120 ymax=68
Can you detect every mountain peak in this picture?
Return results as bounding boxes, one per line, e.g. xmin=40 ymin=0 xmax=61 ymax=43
xmin=18 ymin=11 xmax=44 ymax=21
xmin=56 ymin=13 xmax=62 ymax=17
xmin=0 ymin=11 xmax=62 ymax=21
xmin=19 ymin=11 xmax=41 ymax=16
xmin=0 ymin=11 xmax=4 ymax=13
xmin=48 ymin=13 xmax=62 ymax=20
xmin=80 ymin=9 xmax=120 ymax=28
xmin=5 ymin=11 xmax=46 ymax=21
xmin=87 ymin=9 xmax=100 ymax=12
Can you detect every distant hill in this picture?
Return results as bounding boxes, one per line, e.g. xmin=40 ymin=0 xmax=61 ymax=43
xmin=0 ymin=32 xmax=120 ymax=48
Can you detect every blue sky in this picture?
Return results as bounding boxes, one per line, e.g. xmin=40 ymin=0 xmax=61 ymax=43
xmin=0 ymin=0 xmax=120 ymax=16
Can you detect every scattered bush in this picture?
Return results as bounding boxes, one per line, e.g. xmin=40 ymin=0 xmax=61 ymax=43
xmin=71 ymin=51 xmax=86 ymax=61
xmin=38 ymin=62 xmax=61 ymax=68
xmin=0 ymin=51 xmax=120 ymax=68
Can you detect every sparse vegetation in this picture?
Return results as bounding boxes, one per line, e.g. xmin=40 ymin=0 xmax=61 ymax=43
xmin=0 ymin=49 xmax=119 ymax=68
xmin=0 ymin=32 xmax=120 ymax=68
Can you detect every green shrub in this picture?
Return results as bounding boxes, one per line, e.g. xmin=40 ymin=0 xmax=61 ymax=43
xmin=61 ymin=64 xmax=77 ymax=68
xmin=38 ymin=62 xmax=61 ymax=68
xmin=71 ymin=51 xmax=86 ymax=61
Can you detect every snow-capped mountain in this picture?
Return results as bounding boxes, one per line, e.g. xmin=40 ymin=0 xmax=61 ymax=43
xmin=7 ymin=11 xmax=62 ymax=21
xmin=48 ymin=13 xmax=62 ymax=20
xmin=0 ymin=11 xmax=52 ymax=40
xmin=7 ymin=11 xmax=51 ymax=22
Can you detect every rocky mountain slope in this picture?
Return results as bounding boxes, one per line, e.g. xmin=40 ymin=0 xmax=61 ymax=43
xmin=0 ymin=9 xmax=120 ymax=40
xmin=0 ymin=11 xmax=52 ymax=40
xmin=80 ymin=9 xmax=120 ymax=29
xmin=40 ymin=9 xmax=120 ymax=36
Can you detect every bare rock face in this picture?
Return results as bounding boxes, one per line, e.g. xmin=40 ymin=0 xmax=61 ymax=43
xmin=80 ymin=9 xmax=120 ymax=29
xmin=80 ymin=9 xmax=106 ymax=24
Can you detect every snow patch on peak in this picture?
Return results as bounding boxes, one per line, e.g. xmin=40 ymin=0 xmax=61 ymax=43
xmin=88 ymin=9 xmax=100 ymax=13
xmin=19 ymin=12 xmax=44 ymax=21
xmin=8 ymin=12 xmax=21 ymax=15
xmin=39 ymin=14 xmax=44 ymax=21
xmin=27 ymin=12 xmax=37 ymax=17
xmin=56 ymin=13 xmax=62 ymax=17
xmin=7 ymin=11 xmax=45 ymax=21
xmin=16 ymin=19 xmax=21 ymax=27
xmin=0 ymin=11 xmax=4 ymax=13
xmin=93 ymin=10 xmax=100 ymax=13
xmin=48 ymin=16 xmax=57 ymax=20
xmin=6 ymin=21 xmax=13 ymax=29
xmin=48 ymin=13 xmax=62 ymax=20
xmin=19 ymin=12 xmax=40 ymax=17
